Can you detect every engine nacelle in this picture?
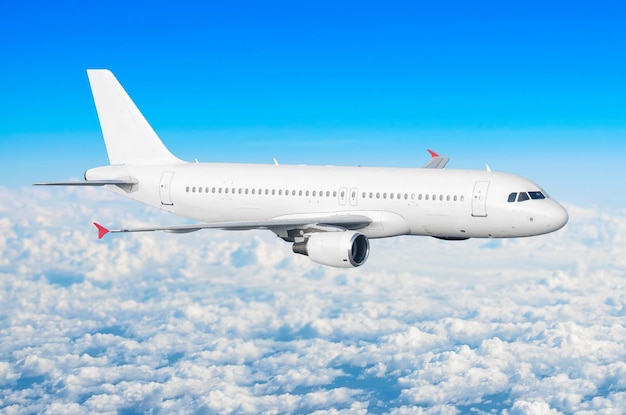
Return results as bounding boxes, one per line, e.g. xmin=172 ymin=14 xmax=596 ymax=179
xmin=292 ymin=231 xmax=370 ymax=268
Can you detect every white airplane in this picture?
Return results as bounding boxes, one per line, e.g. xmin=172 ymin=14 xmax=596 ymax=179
xmin=36 ymin=70 xmax=568 ymax=268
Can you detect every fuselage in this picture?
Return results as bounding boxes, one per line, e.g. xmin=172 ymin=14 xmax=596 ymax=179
xmin=87 ymin=162 xmax=569 ymax=240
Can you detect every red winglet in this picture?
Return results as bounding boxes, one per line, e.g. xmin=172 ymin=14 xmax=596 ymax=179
xmin=93 ymin=222 xmax=110 ymax=239
xmin=427 ymin=149 xmax=440 ymax=158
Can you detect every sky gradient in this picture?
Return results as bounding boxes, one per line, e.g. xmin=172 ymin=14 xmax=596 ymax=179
xmin=0 ymin=1 xmax=625 ymax=207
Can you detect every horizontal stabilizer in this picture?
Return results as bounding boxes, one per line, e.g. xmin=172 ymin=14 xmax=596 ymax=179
xmin=34 ymin=179 xmax=138 ymax=186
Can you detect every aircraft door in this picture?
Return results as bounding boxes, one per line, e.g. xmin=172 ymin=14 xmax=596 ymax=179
xmin=349 ymin=187 xmax=358 ymax=206
xmin=471 ymin=181 xmax=489 ymax=217
xmin=159 ymin=171 xmax=175 ymax=205
xmin=339 ymin=187 xmax=347 ymax=206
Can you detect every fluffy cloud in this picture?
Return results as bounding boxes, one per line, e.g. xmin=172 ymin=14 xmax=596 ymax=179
xmin=0 ymin=186 xmax=625 ymax=414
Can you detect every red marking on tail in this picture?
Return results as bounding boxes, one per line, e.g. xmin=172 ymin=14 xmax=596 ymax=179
xmin=427 ymin=149 xmax=440 ymax=158
xmin=93 ymin=222 xmax=109 ymax=239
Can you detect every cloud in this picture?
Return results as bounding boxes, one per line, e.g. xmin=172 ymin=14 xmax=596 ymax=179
xmin=1 ymin=186 xmax=625 ymax=413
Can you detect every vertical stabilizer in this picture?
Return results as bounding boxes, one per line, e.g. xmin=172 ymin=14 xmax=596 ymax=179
xmin=87 ymin=69 xmax=183 ymax=165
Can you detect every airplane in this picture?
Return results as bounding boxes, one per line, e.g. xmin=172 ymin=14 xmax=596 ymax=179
xmin=35 ymin=69 xmax=569 ymax=268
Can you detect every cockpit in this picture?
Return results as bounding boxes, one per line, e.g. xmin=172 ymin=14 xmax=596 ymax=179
xmin=507 ymin=191 xmax=547 ymax=203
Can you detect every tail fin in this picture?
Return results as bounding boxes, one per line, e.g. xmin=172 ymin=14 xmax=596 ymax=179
xmin=87 ymin=69 xmax=183 ymax=165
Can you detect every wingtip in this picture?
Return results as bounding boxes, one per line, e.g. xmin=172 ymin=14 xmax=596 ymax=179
xmin=427 ymin=149 xmax=440 ymax=158
xmin=93 ymin=222 xmax=109 ymax=239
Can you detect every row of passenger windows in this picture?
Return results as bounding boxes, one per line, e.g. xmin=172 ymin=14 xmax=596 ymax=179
xmin=185 ymin=186 xmax=465 ymax=202
xmin=507 ymin=191 xmax=546 ymax=203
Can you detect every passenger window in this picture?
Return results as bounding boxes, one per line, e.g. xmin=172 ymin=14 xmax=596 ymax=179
xmin=446 ymin=195 xmax=450 ymax=201
xmin=369 ymin=192 xmax=373 ymax=198
xmin=425 ymin=194 xmax=429 ymax=200
xmin=529 ymin=191 xmax=546 ymax=200
xmin=362 ymin=192 xmax=366 ymax=198
xmin=199 ymin=187 xmax=202 ymax=193
xmin=460 ymin=195 xmax=464 ymax=202
xmin=390 ymin=193 xmax=394 ymax=199
xmin=186 ymin=186 xmax=189 ymax=192
xmin=454 ymin=195 xmax=457 ymax=202
xmin=333 ymin=191 xmax=337 ymax=197
xmin=404 ymin=194 xmax=408 ymax=200
xmin=306 ymin=191 xmax=309 ymax=196
xmin=326 ymin=191 xmax=330 ymax=197
xmin=507 ymin=192 xmax=517 ymax=203
xmin=517 ymin=192 xmax=530 ymax=202
xmin=376 ymin=193 xmax=380 ymax=199
xmin=439 ymin=195 xmax=443 ymax=201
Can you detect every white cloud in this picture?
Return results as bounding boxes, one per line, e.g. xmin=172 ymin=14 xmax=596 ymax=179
xmin=1 ymin=186 xmax=625 ymax=413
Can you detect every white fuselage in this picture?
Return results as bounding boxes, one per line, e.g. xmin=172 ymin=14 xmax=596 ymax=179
xmin=88 ymin=162 xmax=569 ymax=240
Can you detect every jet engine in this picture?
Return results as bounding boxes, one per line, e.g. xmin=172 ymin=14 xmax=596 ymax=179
xmin=292 ymin=231 xmax=370 ymax=268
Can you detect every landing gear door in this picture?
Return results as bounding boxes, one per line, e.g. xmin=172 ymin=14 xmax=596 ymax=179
xmin=160 ymin=171 xmax=175 ymax=206
xmin=471 ymin=181 xmax=489 ymax=217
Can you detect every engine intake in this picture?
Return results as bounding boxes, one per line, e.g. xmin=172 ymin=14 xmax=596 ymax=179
xmin=292 ymin=231 xmax=370 ymax=268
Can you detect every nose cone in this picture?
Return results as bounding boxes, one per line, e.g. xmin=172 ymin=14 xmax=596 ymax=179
xmin=546 ymin=200 xmax=569 ymax=232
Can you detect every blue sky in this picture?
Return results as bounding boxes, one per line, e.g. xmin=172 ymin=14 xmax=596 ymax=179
xmin=1 ymin=1 xmax=625 ymax=207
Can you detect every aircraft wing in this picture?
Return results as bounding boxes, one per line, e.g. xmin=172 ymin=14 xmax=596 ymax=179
xmin=422 ymin=149 xmax=449 ymax=169
xmin=93 ymin=214 xmax=372 ymax=239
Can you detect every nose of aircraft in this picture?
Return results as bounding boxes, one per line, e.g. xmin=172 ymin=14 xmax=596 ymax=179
xmin=546 ymin=200 xmax=569 ymax=231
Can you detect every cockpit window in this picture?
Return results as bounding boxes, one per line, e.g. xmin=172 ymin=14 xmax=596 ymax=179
xmin=517 ymin=192 xmax=530 ymax=202
xmin=528 ymin=191 xmax=546 ymax=200
xmin=507 ymin=192 xmax=517 ymax=203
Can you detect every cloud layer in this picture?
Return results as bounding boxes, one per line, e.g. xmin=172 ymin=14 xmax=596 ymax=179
xmin=1 ymin=186 xmax=625 ymax=414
